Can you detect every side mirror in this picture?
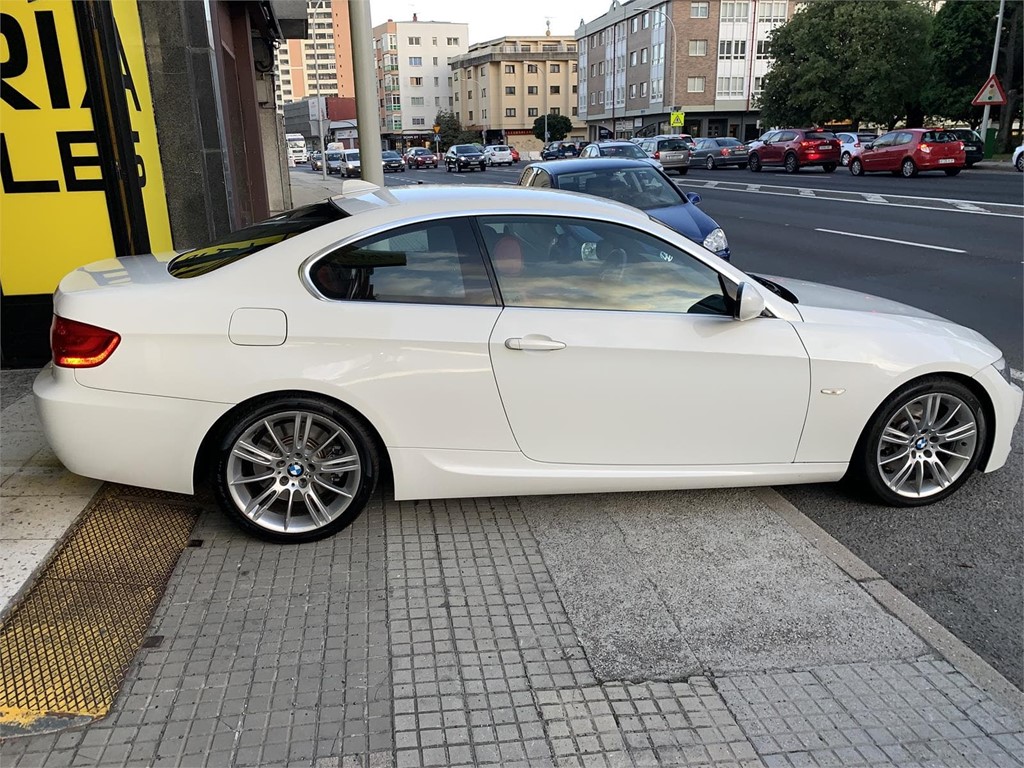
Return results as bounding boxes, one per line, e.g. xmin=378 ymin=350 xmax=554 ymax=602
xmin=733 ymin=282 xmax=766 ymax=321
xmin=685 ymin=192 xmax=702 ymax=205
xmin=864 ymin=143 xmax=874 ymax=151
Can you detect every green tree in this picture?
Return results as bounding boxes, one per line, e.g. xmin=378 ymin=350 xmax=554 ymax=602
xmin=532 ymin=113 xmax=573 ymax=142
xmin=923 ymin=1 xmax=999 ymax=127
xmin=757 ymin=1 xmax=932 ymax=130
xmin=433 ymin=110 xmax=462 ymax=150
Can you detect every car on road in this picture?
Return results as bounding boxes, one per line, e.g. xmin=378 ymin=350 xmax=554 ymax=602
xmin=404 ymin=147 xmax=438 ymax=169
xmin=444 ymin=144 xmax=486 ymax=172
xmin=849 ymin=129 xmax=966 ymax=177
xmin=324 ymin=150 xmax=343 ymax=175
xmin=341 ymin=150 xmax=361 ymax=178
xmin=579 ymin=140 xmax=664 ymax=170
xmin=540 ymin=142 xmax=579 ymax=160
xmin=1014 ymin=143 xmax=1024 ymax=172
xmin=691 ymin=137 xmax=749 ymax=170
xmin=508 ymin=146 xmax=520 ymax=163
xmin=381 ymin=150 xmax=405 ymax=173
xmin=636 ymin=135 xmax=694 ymax=175
xmin=946 ymin=129 xmax=984 ymax=167
xmin=835 ymin=131 xmax=878 ymax=167
xmin=35 ymin=186 xmax=1020 ymax=542
xmin=747 ymin=129 xmax=841 ymax=173
xmin=517 ymin=158 xmax=730 ymax=260
xmin=309 ymin=151 xmax=323 ymax=171
xmin=483 ymin=145 xmax=515 ymax=166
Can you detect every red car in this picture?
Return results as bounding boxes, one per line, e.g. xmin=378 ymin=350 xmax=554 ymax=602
xmin=747 ymin=128 xmax=841 ymax=173
xmin=404 ymin=147 xmax=438 ymax=168
xmin=849 ymin=129 xmax=966 ymax=177
xmin=508 ymin=145 xmax=520 ymax=163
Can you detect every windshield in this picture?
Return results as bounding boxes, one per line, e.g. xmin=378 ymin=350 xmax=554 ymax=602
xmin=345 ymin=151 xmax=360 ymax=161
xmin=326 ymin=151 xmax=342 ymax=160
xmin=601 ymin=143 xmax=648 ymax=158
xmin=455 ymin=146 xmax=478 ymax=154
xmin=168 ymin=201 xmax=346 ymax=278
xmin=382 ymin=151 xmax=401 ymax=159
xmin=557 ymin=167 xmax=683 ymax=210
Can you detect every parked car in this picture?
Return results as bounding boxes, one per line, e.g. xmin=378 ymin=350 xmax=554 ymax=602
xmin=483 ymin=145 xmax=515 ymax=166
xmin=1013 ymin=143 xmax=1024 ymax=172
xmin=381 ymin=150 xmax=405 ymax=173
xmin=341 ymin=150 xmax=361 ymax=178
xmin=636 ymin=135 xmax=694 ymax=175
xmin=691 ymin=137 xmax=749 ymax=170
xmin=405 ymin=147 xmax=438 ymax=169
xmin=518 ymin=158 xmax=730 ymax=260
xmin=849 ymin=129 xmax=965 ymax=177
xmin=36 ymin=186 xmax=1020 ymax=543
xmin=508 ymin=145 xmax=521 ymax=163
xmin=540 ymin=142 xmax=579 ymax=160
xmin=309 ymin=150 xmax=323 ymax=171
xmin=835 ymin=132 xmax=878 ymax=167
xmin=324 ymin=150 xmax=343 ymax=175
xmin=579 ymin=140 xmax=664 ymax=170
xmin=747 ymin=129 xmax=841 ymax=173
xmin=444 ymin=144 xmax=486 ymax=172
xmin=946 ymin=129 xmax=984 ymax=167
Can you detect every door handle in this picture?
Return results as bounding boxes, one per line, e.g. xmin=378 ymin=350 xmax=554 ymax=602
xmin=505 ymin=336 xmax=566 ymax=351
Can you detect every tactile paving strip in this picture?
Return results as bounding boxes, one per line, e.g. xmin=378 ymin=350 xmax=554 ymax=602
xmin=0 ymin=488 xmax=198 ymax=723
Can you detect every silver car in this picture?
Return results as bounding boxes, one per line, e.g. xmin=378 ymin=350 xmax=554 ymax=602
xmin=637 ymin=135 xmax=694 ymax=175
xmin=342 ymin=150 xmax=361 ymax=178
xmin=324 ymin=150 xmax=343 ymax=174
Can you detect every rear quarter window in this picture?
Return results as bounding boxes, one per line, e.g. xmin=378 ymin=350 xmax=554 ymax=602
xmin=803 ymin=131 xmax=837 ymax=140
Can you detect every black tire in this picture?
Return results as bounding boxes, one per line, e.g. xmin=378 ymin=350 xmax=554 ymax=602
xmin=748 ymin=153 xmax=762 ymax=172
xmin=677 ymin=167 xmax=689 ymax=175
xmin=446 ymin=162 xmax=451 ymax=172
xmin=737 ymin=163 xmax=748 ymax=170
xmin=1016 ymin=154 xmax=1024 ymax=172
xmin=944 ymin=168 xmax=961 ymax=176
xmin=848 ymin=377 xmax=986 ymax=507
xmin=213 ymin=395 xmax=380 ymax=543
xmin=705 ymin=156 xmax=716 ymax=170
xmin=784 ymin=153 xmax=799 ymax=173
xmin=850 ymin=158 xmax=865 ymax=176
xmin=901 ymin=158 xmax=918 ymax=177
xmin=965 ymin=161 xmax=975 ymax=168
xmin=841 ymin=151 xmax=852 ymax=167
xmin=822 ymin=163 xmax=837 ymax=173
xmin=480 ymin=163 xmax=486 ymax=171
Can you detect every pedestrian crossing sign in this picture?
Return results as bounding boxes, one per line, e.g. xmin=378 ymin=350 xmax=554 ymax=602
xmin=670 ymin=111 xmax=685 ymax=127
xmin=972 ymin=75 xmax=1007 ymax=106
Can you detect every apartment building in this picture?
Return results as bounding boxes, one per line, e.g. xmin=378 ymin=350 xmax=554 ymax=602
xmin=273 ymin=0 xmax=355 ymax=109
xmin=577 ymin=0 xmax=794 ymax=141
xmin=448 ymin=35 xmax=586 ymax=153
xmin=373 ymin=17 xmax=469 ymax=148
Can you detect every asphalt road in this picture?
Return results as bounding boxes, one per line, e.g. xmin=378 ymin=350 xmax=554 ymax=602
xmin=296 ymin=162 xmax=1024 ymax=688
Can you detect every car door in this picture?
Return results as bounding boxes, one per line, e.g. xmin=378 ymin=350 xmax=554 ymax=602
xmin=758 ymin=131 xmax=782 ymax=165
xmin=861 ymin=132 xmax=894 ymax=170
xmin=480 ymin=215 xmax=810 ymax=466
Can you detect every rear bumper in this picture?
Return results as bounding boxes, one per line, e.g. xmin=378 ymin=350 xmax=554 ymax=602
xmin=33 ymin=365 xmax=228 ymax=494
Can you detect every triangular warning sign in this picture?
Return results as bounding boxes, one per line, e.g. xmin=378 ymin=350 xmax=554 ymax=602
xmin=972 ymin=74 xmax=1007 ymax=106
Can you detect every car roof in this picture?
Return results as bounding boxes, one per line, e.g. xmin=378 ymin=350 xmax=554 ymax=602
xmin=521 ymin=157 xmax=658 ymax=174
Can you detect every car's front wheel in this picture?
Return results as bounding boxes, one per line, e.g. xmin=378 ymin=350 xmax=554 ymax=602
xmin=705 ymin=156 xmax=716 ymax=170
xmin=748 ymin=153 xmax=762 ymax=172
xmin=1016 ymin=153 xmax=1024 ymax=172
xmin=850 ymin=158 xmax=865 ymax=176
xmin=214 ymin=396 xmax=380 ymax=543
xmin=841 ymin=151 xmax=852 ymax=167
xmin=850 ymin=377 xmax=986 ymax=507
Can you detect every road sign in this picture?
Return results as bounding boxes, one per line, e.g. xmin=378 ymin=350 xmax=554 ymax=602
xmin=972 ymin=75 xmax=1007 ymax=106
xmin=670 ymin=111 xmax=686 ymax=127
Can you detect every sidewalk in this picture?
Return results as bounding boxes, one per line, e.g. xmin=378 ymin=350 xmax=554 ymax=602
xmin=1 ymin=365 xmax=1021 ymax=767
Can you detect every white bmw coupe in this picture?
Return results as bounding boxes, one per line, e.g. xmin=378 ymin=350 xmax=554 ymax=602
xmin=35 ymin=186 xmax=1021 ymax=542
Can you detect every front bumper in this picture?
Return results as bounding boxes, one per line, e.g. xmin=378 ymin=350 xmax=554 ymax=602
xmin=973 ymin=364 xmax=1023 ymax=472
xmin=33 ymin=365 xmax=228 ymax=494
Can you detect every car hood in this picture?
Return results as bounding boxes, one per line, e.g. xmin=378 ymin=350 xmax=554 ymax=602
xmin=758 ymin=274 xmax=997 ymax=352
xmin=648 ymin=204 xmax=716 ymax=243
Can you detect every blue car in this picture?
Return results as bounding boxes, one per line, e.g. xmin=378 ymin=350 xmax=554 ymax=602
xmin=517 ymin=158 xmax=730 ymax=260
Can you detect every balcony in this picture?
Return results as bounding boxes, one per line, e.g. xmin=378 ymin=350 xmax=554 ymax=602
xmin=386 ymin=104 xmax=402 ymax=111
xmin=384 ymin=84 xmax=400 ymax=92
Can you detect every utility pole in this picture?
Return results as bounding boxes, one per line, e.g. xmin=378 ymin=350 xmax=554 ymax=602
xmin=312 ymin=0 xmax=327 ymax=181
xmin=979 ymin=0 xmax=1006 ymax=158
xmin=349 ymin=0 xmax=383 ymax=184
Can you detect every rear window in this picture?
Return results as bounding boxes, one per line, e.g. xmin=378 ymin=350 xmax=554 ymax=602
xmin=949 ymin=129 xmax=980 ymax=141
xmin=716 ymin=138 xmax=744 ymax=147
xmin=491 ymin=146 xmax=509 ymax=152
xmin=803 ymin=131 xmax=837 ymax=140
xmin=921 ymin=131 xmax=958 ymax=143
xmin=168 ymin=201 xmax=346 ymax=278
xmin=658 ymin=139 xmax=690 ymax=151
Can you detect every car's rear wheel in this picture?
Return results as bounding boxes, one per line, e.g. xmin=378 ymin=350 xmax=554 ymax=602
xmin=677 ymin=167 xmax=689 ymax=175
xmin=214 ymin=396 xmax=380 ymax=543
xmin=737 ymin=163 xmax=748 ymax=170
xmin=784 ymin=153 xmax=799 ymax=173
xmin=841 ymin=151 xmax=852 ymax=167
xmin=748 ymin=153 xmax=762 ymax=172
xmin=1016 ymin=153 xmax=1024 ymax=172
xmin=944 ymin=168 xmax=961 ymax=176
xmin=850 ymin=158 xmax=865 ymax=176
xmin=822 ymin=163 xmax=837 ymax=173
xmin=705 ymin=156 xmax=716 ymax=170
xmin=901 ymin=158 xmax=918 ymax=177
xmin=851 ymin=377 xmax=985 ymax=507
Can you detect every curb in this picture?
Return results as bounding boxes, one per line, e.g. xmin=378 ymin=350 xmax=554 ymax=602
xmin=754 ymin=487 xmax=1024 ymax=717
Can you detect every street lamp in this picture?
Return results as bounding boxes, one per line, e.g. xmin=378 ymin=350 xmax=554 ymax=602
xmin=647 ymin=6 xmax=678 ymax=135
xmin=312 ymin=0 xmax=328 ymax=181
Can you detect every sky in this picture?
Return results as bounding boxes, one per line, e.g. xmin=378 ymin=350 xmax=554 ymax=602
xmin=368 ymin=0 xmax=614 ymax=44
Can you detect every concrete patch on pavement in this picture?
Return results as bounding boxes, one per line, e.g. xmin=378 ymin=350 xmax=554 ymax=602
xmin=523 ymin=489 xmax=927 ymax=679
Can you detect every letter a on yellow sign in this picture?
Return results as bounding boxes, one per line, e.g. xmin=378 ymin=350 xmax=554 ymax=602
xmin=670 ymin=111 xmax=685 ymax=127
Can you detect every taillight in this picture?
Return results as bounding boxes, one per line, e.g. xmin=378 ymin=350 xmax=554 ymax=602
xmin=653 ymin=151 xmax=660 ymax=159
xmin=853 ymin=142 xmax=860 ymax=148
xmin=51 ymin=316 xmax=120 ymax=368
xmin=800 ymin=140 xmax=814 ymax=148
xmin=720 ymin=148 xmax=730 ymax=156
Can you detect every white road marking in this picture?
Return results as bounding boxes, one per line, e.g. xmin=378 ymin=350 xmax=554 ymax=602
xmin=746 ymin=185 xmax=761 ymax=192
xmin=814 ymin=228 xmax=967 ymax=253
xmin=864 ymin=194 xmax=887 ymax=203
xmin=799 ymin=189 xmax=816 ymax=197
xmin=951 ymin=201 xmax=988 ymax=212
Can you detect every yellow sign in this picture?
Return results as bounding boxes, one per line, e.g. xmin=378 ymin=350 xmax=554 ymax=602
xmin=0 ymin=0 xmax=172 ymax=296
xmin=670 ymin=111 xmax=686 ymax=128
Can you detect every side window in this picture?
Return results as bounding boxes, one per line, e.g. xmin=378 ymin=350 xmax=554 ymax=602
xmin=478 ymin=216 xmax=730 ymax=315
xmin=777 ymin=131 xmax=797 ymax=142
xmin=873 ymin=133 xmax=896 ymax=148
xmin=895 ymin=132 xmax=914 ymax=146
xmin=310 ymin=219 xmax=495 ymax=305
xmin=531 ymin=170 xmax=552 ymax=188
